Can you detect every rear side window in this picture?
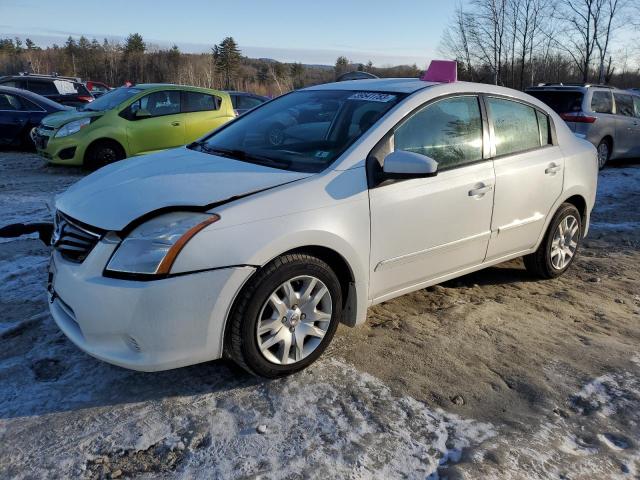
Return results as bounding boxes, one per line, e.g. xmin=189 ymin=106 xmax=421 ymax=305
xmin=27 ymin=80 xmax=57 ymax=96
xmin=614 ymin=93 xmax=634 ymax=117
xmin=488 ymin=98 xmax=541 ymax=156
xmin=527 ymin=90 xmax=583 ymax=114
xmin=394 ymin=96 xmax=483 ymax=170
xmin=633 ymin=96 xmax=640 ymax=118
xmin=182 ymin=91 xmax=220 ymax=112
xmin=536 ymin=110 xmax=551 ymax=146
xmin=591 ymin=91 xmax=613 ymax=114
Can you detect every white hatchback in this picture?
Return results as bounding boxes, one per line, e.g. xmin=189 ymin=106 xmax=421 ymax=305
xmin=48 ymin=75 xmax=598 ymax=377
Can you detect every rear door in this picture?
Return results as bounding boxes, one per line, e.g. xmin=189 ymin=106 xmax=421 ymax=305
xmin=181 ymin=90 xmax=227 ymax=141
xmin=125 ymin=90 xmax=185 ymax=155
xmin=613 ymin=92 xmax=639 ymax=157
xmin=485 ymin=97 xmax=564 ymax=260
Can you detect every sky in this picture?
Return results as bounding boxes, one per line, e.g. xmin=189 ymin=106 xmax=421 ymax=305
xmin=0 ymin=0 xmax=459 ymax=67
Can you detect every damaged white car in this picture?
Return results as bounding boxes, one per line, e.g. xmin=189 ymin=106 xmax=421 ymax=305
xmin=48 ymin=66 xmax=598 ymax=377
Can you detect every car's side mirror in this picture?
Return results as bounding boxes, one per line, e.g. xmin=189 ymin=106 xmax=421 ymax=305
xmin=383 ymin=150 xmax=438 ymax=179
xmin=134 ymin=108 xmax=151 ymax=119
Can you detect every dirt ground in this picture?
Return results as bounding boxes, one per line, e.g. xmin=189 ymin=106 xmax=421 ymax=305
xmin=0 ymin=151 xmax=638 ymax=479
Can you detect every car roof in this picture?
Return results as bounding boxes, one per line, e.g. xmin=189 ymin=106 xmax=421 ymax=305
xmin=131 ymin=84 xmax=228 ymax=95
xmin=306 ymin=78 xmax=438 ymax=93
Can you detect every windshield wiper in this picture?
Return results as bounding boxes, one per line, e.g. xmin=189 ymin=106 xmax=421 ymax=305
xmin=197 ymin=144 xmax=292 ymax=169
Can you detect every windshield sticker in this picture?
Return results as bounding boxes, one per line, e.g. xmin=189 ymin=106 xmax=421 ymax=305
xmin=348 ymin=92 xmax=396 ymax=102
xmin=315 ymin=151 xmax=330 ymax=159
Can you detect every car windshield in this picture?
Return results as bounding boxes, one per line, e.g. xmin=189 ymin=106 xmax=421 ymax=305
xmin=192 ymin=89 xmax=404 ymax=173
xmin=80 ymin=87 xmax=141 ymax=111
xmin=527 ymin=90 xmax=584 ymax=114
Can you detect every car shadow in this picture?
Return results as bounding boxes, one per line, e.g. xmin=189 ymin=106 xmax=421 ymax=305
xmin=441 ymin=259 xmax=537 ymax=288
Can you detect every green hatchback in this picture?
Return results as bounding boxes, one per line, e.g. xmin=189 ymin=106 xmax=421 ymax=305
xmin=32 ymin=84 xmax=235 ymax=168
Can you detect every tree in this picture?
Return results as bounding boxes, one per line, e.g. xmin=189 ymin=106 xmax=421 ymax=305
xmin=335 ymin=56 xmax=349 ymax=77
xmin=595 ymin=0 xmax=628 ymax=83
xmin=290 ymin=62 xmax=305 ymax=88
xmin=213 ymin=37 xmax=242 ymax=89
xmin=124 ymin=33 xmax=146 ymax=54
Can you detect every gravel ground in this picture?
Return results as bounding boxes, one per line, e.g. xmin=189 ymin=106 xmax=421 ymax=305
xmin=0 ymin=151 xmax=638 ymax=479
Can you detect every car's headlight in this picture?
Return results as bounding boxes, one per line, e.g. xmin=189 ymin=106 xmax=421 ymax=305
xmin=105 ymin=212 xmax=220 ymax=277
xmin=55 ymin=118 xmax=92 ymax=138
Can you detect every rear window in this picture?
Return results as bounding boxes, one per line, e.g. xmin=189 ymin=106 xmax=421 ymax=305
xmin=527 ymin=90 xmax=584 ymax=114
xmin=591 ymin=91 xmax=613 ymax=114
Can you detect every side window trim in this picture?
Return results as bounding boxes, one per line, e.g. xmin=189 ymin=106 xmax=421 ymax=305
xmin=482 ymin=93 xmax=558 ymax=161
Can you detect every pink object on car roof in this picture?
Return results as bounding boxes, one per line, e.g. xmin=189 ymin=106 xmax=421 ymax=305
xmin=420 ymin=60 xmax=458 ymax=83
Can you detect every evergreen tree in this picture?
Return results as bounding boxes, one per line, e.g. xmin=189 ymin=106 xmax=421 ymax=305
xmin=212 ymin=37 xmax=242 ymax=89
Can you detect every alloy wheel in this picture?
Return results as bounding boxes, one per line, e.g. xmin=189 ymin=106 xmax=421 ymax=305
xmin=597 ymin=142 xmax=609 ymax=169
xmin=550 ymin=215 xmax=579 ymax=270
xmin=256 ymin=275 xmax=332 ymax=365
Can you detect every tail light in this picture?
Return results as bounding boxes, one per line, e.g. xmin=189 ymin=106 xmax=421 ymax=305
xmin=561 ymin=112 xmax=596 ymax=123
xmin=77 ymin=96 xmax=94 ymax=103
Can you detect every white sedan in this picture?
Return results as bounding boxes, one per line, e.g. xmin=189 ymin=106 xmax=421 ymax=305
xmin=48 ymin=73 xmax=598 ymax=377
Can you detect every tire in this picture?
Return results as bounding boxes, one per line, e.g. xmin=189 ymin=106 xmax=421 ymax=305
xmin=226 ymin=253 xmax=342 ymax=378
xmin=596 ymin=139 xmax=611 ymax=170
xmin=524 ymin=203 xmax=582 ymax=279
xmin=84 ymin=140 xmax=125 ymax=170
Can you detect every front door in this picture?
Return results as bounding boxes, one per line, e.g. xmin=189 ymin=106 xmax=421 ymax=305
xmin=126 ymin=90 xmax=185 ymax=155
xmin=484 ymin=97 xmax=564 ymax=260
xmin=369 ymin=95 xmax=495 ymax=301
xmin=613 ymin=92 xmax=638 ymax=158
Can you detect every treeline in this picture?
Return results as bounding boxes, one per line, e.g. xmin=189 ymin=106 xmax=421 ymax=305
xmin=0 ymin=34 xmax=420 ymax=96
xmin=440 ymin=0 xmax=640 ymax=89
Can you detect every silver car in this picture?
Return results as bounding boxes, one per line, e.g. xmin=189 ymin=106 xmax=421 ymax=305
xmin=526 ymin=84 xmax=640 ymax=169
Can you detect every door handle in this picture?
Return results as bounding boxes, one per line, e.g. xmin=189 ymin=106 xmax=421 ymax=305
xmin=171 ymin=121 xmax=181 ymax=126
xmin=545 ymin=163 xmax=562 ymax=175
xmin=468 ymin=184 xmax=493 ymax=197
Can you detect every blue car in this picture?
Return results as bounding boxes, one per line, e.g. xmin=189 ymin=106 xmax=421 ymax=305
xmin=0 ymin=86 xmax=70 ymax=148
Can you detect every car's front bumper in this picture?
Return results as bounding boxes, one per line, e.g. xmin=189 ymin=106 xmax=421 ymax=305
xmin=48 ymin=240 xmax=255 ymax=371
xmin=32 ymin=127 xmax=86 ymax=165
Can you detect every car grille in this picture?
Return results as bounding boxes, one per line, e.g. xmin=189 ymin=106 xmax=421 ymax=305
xmin=33 ymin=124 xmax=55 ymax=149
xmin=52 ymin=212 xmax=102 ymax=263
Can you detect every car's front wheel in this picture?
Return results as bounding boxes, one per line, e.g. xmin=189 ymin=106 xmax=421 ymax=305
xmin=85 ymin=140 xmax=125 ymax=170
xmin=226 ymin=253 xmax=342 ymax=378
xmin=524 ymin=203 xmax=582 ymax=279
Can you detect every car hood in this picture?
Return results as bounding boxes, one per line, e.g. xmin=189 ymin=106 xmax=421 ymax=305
xmin=42 ymin=109 xmax=103 ymax=128
xmin=56 ymin=147 xmax=313 ymax=231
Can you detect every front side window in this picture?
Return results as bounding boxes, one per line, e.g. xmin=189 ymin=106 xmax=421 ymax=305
xmin=591 ymin=91 xmax=613 ymax=114
xmin=182 ymin=91 xmax=220 ymax=112
xmin=193 ymin=90 xmax=403 ymax=173
xmin=488 ymin=97 xmax=541 ymax=156
xmin=394 ymin=96 xmax=483 ymax=170
xmin=614 ymin=93 xmax=634 ymax=117
xmin=131 ymin=90 xmax=180 ymax=117
xmin=0 ymin=93 xmax=22 ymax=110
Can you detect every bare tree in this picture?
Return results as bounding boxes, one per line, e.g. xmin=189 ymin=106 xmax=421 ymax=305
xmin=595 ymin=0 xmax=628 ymax=83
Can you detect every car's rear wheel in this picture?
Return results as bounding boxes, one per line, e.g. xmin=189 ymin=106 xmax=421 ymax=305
xmin=84 ymin=140 xmax=125 ymax=170
xmin=226 ymin=253 xmax=342 ymax=378
xmin=524 ymin=203 xmax=582 ymax=279
xmin=597 ymin=139 xmax=611 ymax=170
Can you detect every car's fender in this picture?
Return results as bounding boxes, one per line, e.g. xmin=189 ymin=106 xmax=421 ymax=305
xmin=171 ymin=167 xmax=372 ymax=326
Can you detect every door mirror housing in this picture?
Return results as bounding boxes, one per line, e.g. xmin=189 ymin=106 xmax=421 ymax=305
xmin=383 ymin=150 xmax=438 ymax=179
xmin=134 ymin=108 xmax=151 ymax=119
